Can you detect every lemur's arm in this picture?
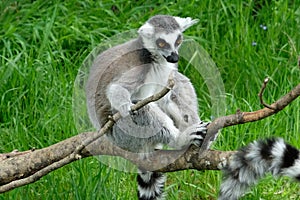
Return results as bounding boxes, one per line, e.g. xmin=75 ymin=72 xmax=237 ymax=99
xmin=106 ymin=83 xmax=133 ymax=117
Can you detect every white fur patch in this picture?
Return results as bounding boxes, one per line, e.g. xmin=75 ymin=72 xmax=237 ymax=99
xmin=158 ymin=31 xmax=182 ymax=52
xmin=219 ymin=177 xmax=248 ymax=200
xmin=173 ymin=16 xmax=199 ymax=31
xmin=282 ymin=158 xmax=300 ymax=178
xmin=138 ymin=62 xmax=175 ymax=100
xmin=245 ymin=141 xmax=269 ymax=177
xmin=270 ymin=138 xmax=286 ymax=174
xmin=138 ymin=22 xmax=154 ymax=38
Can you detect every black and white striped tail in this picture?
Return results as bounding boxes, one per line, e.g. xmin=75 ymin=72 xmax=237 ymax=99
xmin=218 ymin=138 xmax=300 ymax=200
xmin=137 ymin=170 xmax=166 ymax=200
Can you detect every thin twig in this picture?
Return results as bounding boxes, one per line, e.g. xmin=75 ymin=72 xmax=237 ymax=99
xmin=258 ymin=77 xmax=277 ymax=110
xmin=199 ymin=82 xmax=300 ymax=153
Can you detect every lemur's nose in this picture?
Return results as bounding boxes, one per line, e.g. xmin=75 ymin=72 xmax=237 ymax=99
xmin=165 ymin=52 xmax=178 ymax=63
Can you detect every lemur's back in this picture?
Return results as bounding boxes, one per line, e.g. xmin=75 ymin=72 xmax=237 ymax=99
xmin=86 ymin=38 xmax=152 ymax=128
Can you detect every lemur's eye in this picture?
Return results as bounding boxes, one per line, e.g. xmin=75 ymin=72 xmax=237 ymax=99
xmin=156 ymin=38 xmax=169 ymax=49
xmin=158 ymin=42 xmax=166 ymax=48
xmin=175 ymin=36 xmax=182 ymax=46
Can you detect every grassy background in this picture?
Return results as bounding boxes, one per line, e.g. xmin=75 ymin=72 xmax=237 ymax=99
xmin=1 ymin=0 xmax=299 ymax=199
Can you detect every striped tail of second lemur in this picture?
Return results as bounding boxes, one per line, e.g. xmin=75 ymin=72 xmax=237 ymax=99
xmin=218 ymin=137 xmax=300 ymax=200
xmin=137 ymin=170 xmax=166 ymax=200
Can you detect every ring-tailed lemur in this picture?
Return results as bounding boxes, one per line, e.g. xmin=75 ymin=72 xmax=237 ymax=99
xmin=219 ymin=137 xmax=300 ymax=200
xmin=86 ymin=14 xmax=299 ymax=200
xmin=86 ymin=15 xmax=208 ymax=200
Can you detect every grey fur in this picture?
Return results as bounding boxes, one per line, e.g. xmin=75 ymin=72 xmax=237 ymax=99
xmin=86 ymin=15 xmax=205 ymax=200
xmin=86 ymin=15 xmax=204 ymax=152
xmin=86 ymin=38 xmax=149 ymax=128
xmin=148 ymin=15 xmax=180 ymax=33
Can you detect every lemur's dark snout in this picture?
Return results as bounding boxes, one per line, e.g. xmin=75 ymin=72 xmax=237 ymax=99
xmin=165 ymin=52 xmax=179 ymax=63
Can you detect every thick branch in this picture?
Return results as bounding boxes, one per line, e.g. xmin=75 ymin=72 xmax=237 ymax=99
xmin=0 ymin=82 xmax=299 ymax=193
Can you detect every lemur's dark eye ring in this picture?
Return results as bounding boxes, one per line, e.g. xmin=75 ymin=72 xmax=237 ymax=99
xmin=175 ymin=36 xmax=182 ymax=46
xmin=156 ymin=38 xmax=169 ymax=49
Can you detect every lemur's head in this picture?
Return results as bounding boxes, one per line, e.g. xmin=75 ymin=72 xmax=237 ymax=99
xmin=138 ymin=15 xmax=198 ymax=63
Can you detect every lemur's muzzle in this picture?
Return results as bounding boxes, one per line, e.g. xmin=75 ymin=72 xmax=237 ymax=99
xmin=165 ymin=52 xmax=179 ymax=63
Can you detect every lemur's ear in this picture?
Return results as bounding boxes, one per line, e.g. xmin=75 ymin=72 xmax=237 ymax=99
xmin=138 ymin=22 xmax=154 ymax=38
xmin=174 ymin=17 xmax=199 ymax=32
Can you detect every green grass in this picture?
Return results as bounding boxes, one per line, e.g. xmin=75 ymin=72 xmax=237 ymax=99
xmin=1 ymin=0 xmax=299 ymax=199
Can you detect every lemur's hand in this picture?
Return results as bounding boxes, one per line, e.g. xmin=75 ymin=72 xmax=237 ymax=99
xmin=190 ymin=122 xmax=210 ymax=147
xmin=172 ymin=121 xmax=209 ymax=149
xmin=188 ymin=121 xmax=210 ymax=147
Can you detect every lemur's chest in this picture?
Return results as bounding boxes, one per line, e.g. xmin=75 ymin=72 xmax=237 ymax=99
xmin=134 ymin=62 xmax=176 ymax=100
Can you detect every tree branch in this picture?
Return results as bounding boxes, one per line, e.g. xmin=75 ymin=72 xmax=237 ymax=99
xmin=0 ymin=75 xmax=175 ymax=193
xmin=199 ymin=82 xmax=300 ymax=152
xmin=0 ymin=81 xmax=299 ymax=193
xmin=0 ymin=149 xmax=35 ymax=162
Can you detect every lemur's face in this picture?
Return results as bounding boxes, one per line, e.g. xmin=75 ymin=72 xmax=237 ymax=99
xmin=138 ymin=28 xmax=183 ymax=64
xmin=154 ymin=30 xmax=183 ymax=63
xmin=138 ymin=15 xmax=198 ymax=64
